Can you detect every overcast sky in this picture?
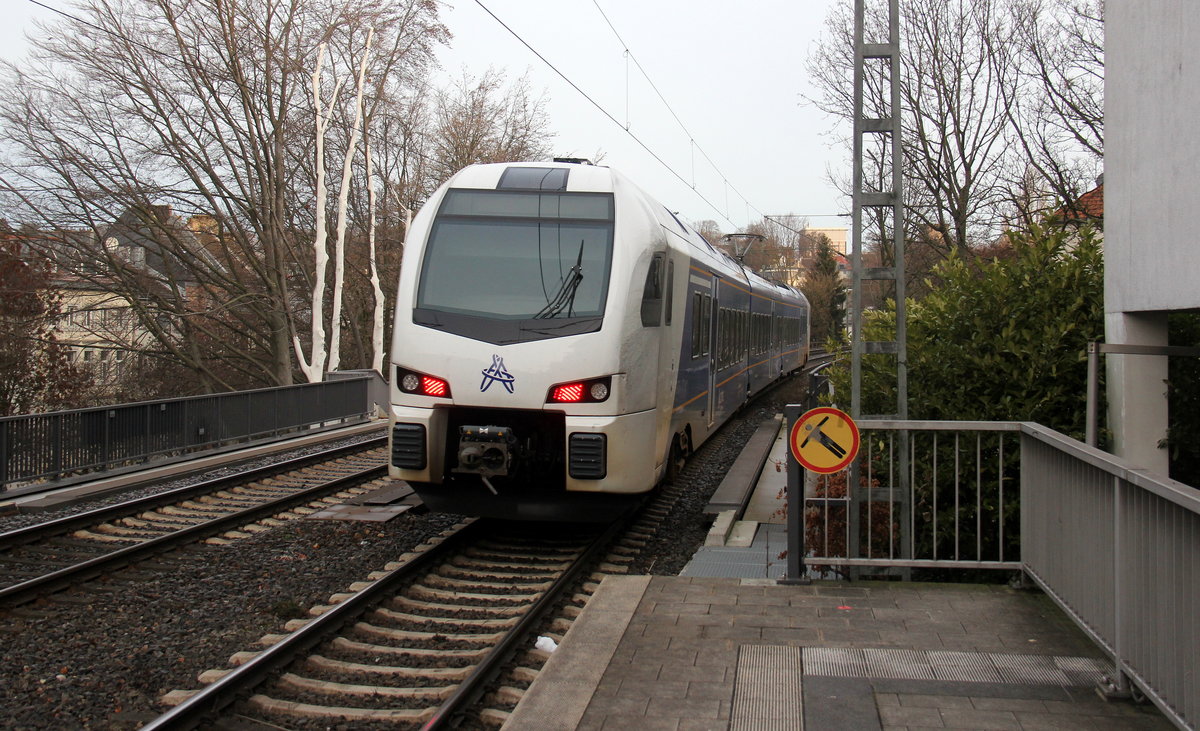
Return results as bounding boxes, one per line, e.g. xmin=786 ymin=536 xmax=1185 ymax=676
xmin=5 ymin=0 xmax=850 ymax=231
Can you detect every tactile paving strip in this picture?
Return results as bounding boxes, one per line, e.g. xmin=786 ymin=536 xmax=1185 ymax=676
xmin=731 ymin=645 xmax=805 ymax=731
xmin=803 ymin=647 xmax=1108 ymax=686
xmin=928 ymin=650 xmax=1003 ymax=683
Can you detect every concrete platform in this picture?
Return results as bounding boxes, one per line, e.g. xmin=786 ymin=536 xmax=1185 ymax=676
xmin=506 ymin=577 xmax=1173 ymax=730
xmin=505 ymin=414 xmax=1171 ymax=728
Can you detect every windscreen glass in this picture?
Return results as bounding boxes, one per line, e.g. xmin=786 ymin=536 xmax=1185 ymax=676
xmin=418 ymin=190 xmax=614 ymax=320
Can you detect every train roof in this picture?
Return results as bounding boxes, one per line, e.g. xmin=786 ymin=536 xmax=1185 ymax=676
xmin=441 ymin=162 xmax=802 ymax=299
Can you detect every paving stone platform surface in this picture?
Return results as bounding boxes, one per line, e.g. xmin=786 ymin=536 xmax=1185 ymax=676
xmin=505 ymin=576 xmax=1173 ymax=731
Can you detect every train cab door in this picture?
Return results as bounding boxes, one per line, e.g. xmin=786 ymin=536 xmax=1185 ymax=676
xmin=707 ymin=275 xmax=719 ymax=429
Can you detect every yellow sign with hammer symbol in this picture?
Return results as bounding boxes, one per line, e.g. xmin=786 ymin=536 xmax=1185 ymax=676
xmin=789 ymin=407 xmax=860 ymax=474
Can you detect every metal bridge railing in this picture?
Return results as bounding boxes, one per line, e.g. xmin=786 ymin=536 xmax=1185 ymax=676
xmin=0 ymin=377 xmax=375 ymax=494
xmin=792 ymin=418 xmax=1198 ymax=729
xmin=800 ymin=421 xmax=1023 ymax=572
xmin=1021 ymin=423 xmax=1198 ymax=730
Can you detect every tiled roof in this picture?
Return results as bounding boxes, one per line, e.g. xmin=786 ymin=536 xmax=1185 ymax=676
xmin=1065 ymin=184 xmax=1103 ymax=219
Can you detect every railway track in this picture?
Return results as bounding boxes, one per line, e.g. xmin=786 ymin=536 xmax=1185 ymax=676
xmin=147 ymin=478 xmax=708 ymax=729
xmin=149 ymin=517 xmax=629 ymax=730
xmin=0 ymin=439 xmax=391 ymax=607
xmin=144 ymin=371 xmax=815 ymax=729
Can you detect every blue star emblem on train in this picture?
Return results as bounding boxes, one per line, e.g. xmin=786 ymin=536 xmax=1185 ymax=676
xmin=480 ymin=354 xmax=516 ymax=393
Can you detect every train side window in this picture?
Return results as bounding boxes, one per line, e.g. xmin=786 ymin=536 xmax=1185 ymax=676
xmin=640 ymin=253 xmax=665 ymax=327
xmin=733 ymin=309 xmax=739 ymax=363
xmin=717 ymin=307 xmax=727 ymax=368
xmin=702 ymin=295 xmax=711 ymax=356
xmin=691 ymin=291 xmax=712 ymax=358
xmin=665 ymin=260 xmax=674 ymax=326
xmin=716 ymin=308 xmax=724 ymax=367
xmin=730 ymin=310 xmax=737 ymax=363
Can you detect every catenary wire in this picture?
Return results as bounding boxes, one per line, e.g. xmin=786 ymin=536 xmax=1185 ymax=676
xmin=473 ymin=0 xmax=744 ymax=228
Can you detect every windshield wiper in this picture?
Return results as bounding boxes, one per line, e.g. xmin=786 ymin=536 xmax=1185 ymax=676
xmin=534 ymin=240 xmax=585 ymax=319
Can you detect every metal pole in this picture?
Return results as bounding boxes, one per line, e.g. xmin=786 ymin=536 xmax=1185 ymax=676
xmin=1086 ymin=342 xmax=1098 ymax=447
xmin=891 ymin=0 xmax=910 ymax=572
xmin=890 ymin=0 xmax=906 ymax=426
xmin=1111 ymin=475 xmax=1131 ymax=696
xmin=783 ymin=405 xmax=810 ymax=584
xmin=847 ymin=0 xmax=866 ymax=576
xmin=0 ymin=420 xmax=7 ymax=491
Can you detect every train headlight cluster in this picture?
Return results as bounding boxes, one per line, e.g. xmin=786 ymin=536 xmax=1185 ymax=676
xmin=396 ymin=367 xmax=452 ymax=398
xmin=547 ymin=376 xmax=612 ymax=404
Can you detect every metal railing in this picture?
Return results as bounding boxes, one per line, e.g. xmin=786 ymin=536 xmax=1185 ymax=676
xmin=798 ymin=420 xmax=1023 ymax=572
xmin=788 ymin=417 xmax=1198 ymax=729
xmin=1 ymin=377 xmax=375 ymax=493
xmin=1021 ymin=423 xmax=1198 ymax=730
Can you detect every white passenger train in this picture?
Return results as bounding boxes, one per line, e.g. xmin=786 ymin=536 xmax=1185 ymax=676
xmin=388 ymin=160 xmax=809 ymax=520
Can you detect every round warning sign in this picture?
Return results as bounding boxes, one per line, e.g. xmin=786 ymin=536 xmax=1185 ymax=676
xmin=789 ymin=407 xmax=860 ymax=474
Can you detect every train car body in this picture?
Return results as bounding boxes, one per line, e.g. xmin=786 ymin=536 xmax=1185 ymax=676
xmin=388 ymin=161 xmax=809 ymax=520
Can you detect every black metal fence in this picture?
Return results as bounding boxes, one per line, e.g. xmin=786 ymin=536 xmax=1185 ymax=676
xmin=1 ymin=377 xmax=374 ymax=492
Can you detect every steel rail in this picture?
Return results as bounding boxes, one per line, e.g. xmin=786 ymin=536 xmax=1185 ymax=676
xmin=0 ymin=462 xmax=387 ymax=606
xmin=140 ymin=520 xmax=486 ymax=731
xmin=421 ymin=509 xmax=634 ymax=729
xmin=143 ymin=508 xmax=634 ymax=730
xmin=0 ymin=437 xmax=386 ymax=548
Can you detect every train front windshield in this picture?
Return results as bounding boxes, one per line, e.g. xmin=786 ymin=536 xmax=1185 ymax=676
xmin=415 ymin=190 xmax=615 ymax=342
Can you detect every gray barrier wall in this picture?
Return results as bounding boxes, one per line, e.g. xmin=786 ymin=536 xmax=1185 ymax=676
xmin=1 ymin=376 xmax=375 ymax=493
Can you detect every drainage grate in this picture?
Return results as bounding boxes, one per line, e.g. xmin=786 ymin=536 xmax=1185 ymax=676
xmin=803 ymin=647 xmax=1106 ymax=687
xmin=731 ymin=645 xmax=804 ymax=731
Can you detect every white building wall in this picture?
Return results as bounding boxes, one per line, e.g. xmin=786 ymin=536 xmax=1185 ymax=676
xmin=1105 ymin=1 xmax=1200 ymax=472
xmin=1106 ymin=3 xmax=1200 ymax=313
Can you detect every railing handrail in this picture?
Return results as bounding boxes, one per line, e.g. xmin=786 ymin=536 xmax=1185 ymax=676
xmin=1 ymin=376 xmax=378 ymax=491
xmin=0 ymin=377 xmax=366 ymax=425
xmin=842 ymin=417 xmax=1198 ymax=728
xmin=857 ymin=419 xmax=1200 ymax=516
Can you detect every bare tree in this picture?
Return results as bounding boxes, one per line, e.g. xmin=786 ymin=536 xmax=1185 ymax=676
xmin=295 ymin=28 xmax=375 ymax=382
xmin=1003 ymin=0 xmax=1104 ymax=225
xmin=808 ymin=0 xmax=1022 ymax=258
xmin=0 ymin=0 xmax=446 ymax=391
xmin=429 ymin=69 xmax=555 ymax=182
xmin=808 ymin=0 xmax=1105 ymax=265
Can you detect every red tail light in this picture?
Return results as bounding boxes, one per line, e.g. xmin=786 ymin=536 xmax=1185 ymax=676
xmin=396 ymin=366 xmax=452 ymax=398
xmin=550 ymin=383 xmax=585 ymax=403
xmin=421 ymin=376 xmax=449 ymax=398
xmin=546 ymin=376 xmax=611 ymax=404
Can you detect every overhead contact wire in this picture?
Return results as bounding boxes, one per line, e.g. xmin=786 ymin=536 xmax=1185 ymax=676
xmin=473 ymin=0 xmax=737 ymax=227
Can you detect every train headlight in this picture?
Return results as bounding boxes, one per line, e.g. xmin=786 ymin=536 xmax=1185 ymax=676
xmin=396 ymin=367 xmax=452 ymax=398
xmin=547 ymin=376 xmax=612 ymax=404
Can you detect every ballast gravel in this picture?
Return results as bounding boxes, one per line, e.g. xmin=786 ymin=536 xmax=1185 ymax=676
xmin=627 ymin=373 xmax=808 ymax=576
xmin=0 ymin=512 xmax=461 ymax=730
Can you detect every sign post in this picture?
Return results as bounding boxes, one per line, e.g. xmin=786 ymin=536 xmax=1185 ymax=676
xmin=783 ymin=406 xmax=860 ymax=584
